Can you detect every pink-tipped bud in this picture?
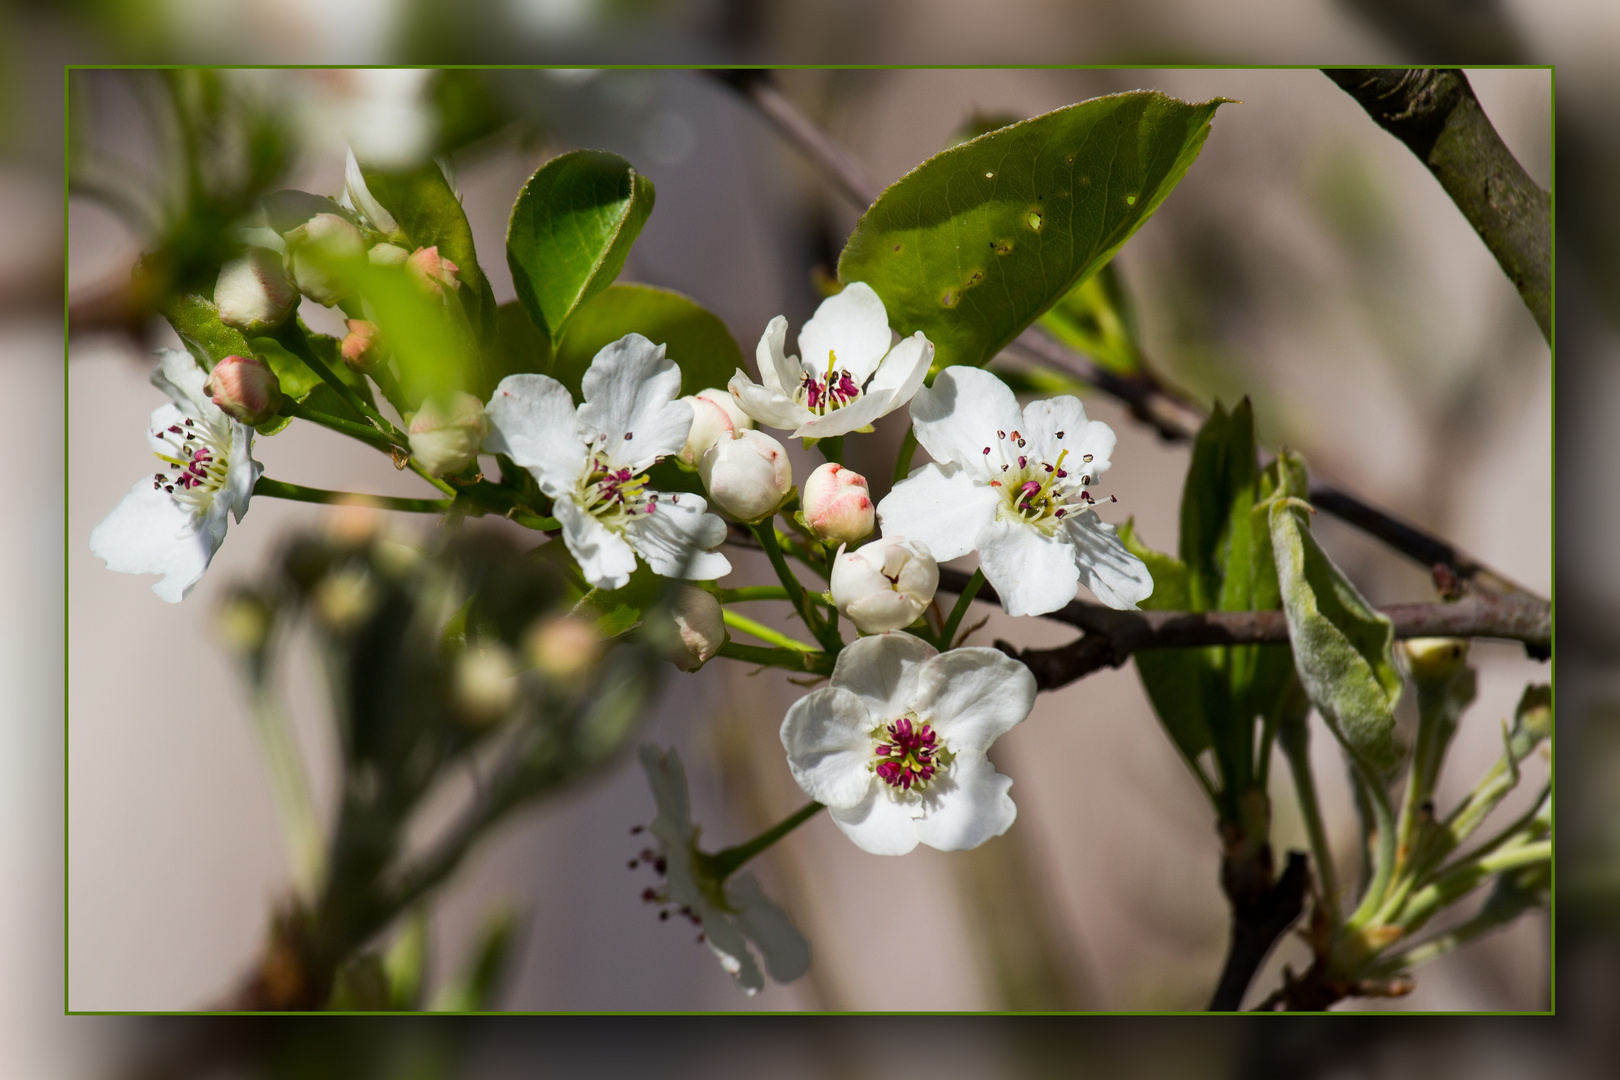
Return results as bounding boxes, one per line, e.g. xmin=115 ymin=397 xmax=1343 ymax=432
xmin=282 ymin=212 xmax=365 ymax=306
xmin=678 ymin=388 xmax=753 ymax=466
xmin=801 ymin=462 xmax=874 ymax=546
xmin=407 ymin=391 xmax=488 ymax=478
xmin=204 ymin=354 xmax=282 ymax=425
xmin=698 ymin=429 xmax=792 ymax=522
xmin=214 ymin=248 xmax=298 ymax=333
xmin=340 ymin=319 xmax=382 ymax=370
xmin=406 ymin=245 xmax=461 ymax=296
xmin=829 ymin=536 xmax=938 ymax=634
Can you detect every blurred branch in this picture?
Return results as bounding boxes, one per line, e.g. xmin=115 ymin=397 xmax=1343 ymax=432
xmin=1323 ymin=68 xmax=1551 ymax=342
xmin=714 ymin=69 xmax=1549 ymax=610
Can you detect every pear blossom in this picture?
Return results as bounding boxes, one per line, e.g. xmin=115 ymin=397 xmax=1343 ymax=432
xmin=484 ymin=333 xmax=731 ymax=590
xmin=801 ymin=462 xmax=874 ymax=546
xmin=728 ymin=281 xmax=933 ymax=439
xmin=878 ymin=366 xmax=1153 ymax=617
xmin=697 ymin=429 xmax=792 ymax=522
xmin=636 ymin=745 xmax=811 ymax=995
xmin=829 ymin=536 xmax=937 ymax=634
xmin=678 ymin=388 xmax=753 ymax=466
xmin=780 ymin=632 xmax=1035 ymax=856
xmin=89 ymin=349 xmax=264 ymax=603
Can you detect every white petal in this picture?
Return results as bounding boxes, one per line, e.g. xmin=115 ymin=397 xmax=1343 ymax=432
xmin=578 ymin=334 xmax=690 ymax=471
xmin=89 ymin=481 xmax=214 ymax=603
xmin=484 ymin=374 xmax=586 ymax=498
xmin=779 ymin=686 xmax=878 ymax=809
xmin=638 ymin=744 xmax=694 ymax=837
xmin=223 ymin=422 xmax=262 ymax=526
xmin=755 ymin=315 xmax=802 ymax=399
xmin=914 ymin=648 xmax=1037 ymax=753
xmin=150 ymin=348 xmax=224 ymax=424
xmin=1066 ymin=510 xmax=1154 ymax=609
xmin=863 ymin=331 xmax=933 ymax=409
xmin=911 ymin=751 xmax=1016 ymax=852
xmin=798 ymin=282 xmax=893 ymax=383
xmin=728 ymin=371 xmax=810 ymax=432
xmin=791 ymin=387 xmax=892 ymax=440
xmin=875 ymin=464 xmax=997 ymax=562
xmin=621 ymin=495 xmax=732 ymax=581
xmin=1021 ymin=397 xmax=1116 ymax=481
xmin=556 ymin=497 xmax=639 ymax=591
xmin=977 ymin=516 xmax=1082 ymax=617
xmin=698 ymin=904 xmax=765 ymax=995
xmin=345 ymin=148 xmax=399 ymax=235
xmin=828 ymin=789 xmax=920 ymax=856
xmin=827 ymin=631 xmax=937 ymax=720
xmin=727 ymin=873 xmax=811 ymax=984
xmin=909 ymin=365 xmax=1024 ymax=468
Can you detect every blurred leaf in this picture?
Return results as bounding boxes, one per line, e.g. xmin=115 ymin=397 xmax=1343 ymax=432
xmin=250 ymin=329 xmax=376 ymax=436
xmin=507 ymin=150 xmax=655 ymax=345
xmin=1038 ymin=262 xmax=1142 ymax=376
xmin=161 ymin=293 xmax=249 ymax=371
xmin=1268 ymin=455 xmax=1403 ymax=773
xmin=328 ymin=953 xmax=391 ymax=1011
xmin=431 ymin=70 xmax=512 ymax=154
xmin=550 ymin=284 xmax=743 ymax=401
xmin=430 ymin=906 xmax=521 ymax=1012
xmin=352 ymin=260 xmax=484 ymax=413
xmin=838 ymin=92 xmax=1228 ymax=368
xmin=384 ymin=910 xmax=429 ymax=1011
xmin=261 ymin=189 xmax=356 ymax=233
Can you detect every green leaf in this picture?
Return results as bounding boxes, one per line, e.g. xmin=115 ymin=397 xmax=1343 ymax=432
xmin=248 ymin=329 xmax=376 ymax=436
xmin=1037 ymin=262 xmax=1142 ymax=376
xmin=1119 ymin=518 xmax=1211 ymax=760
xmin=161 ymin=293 xmax=250 ymax=372
xmin=1268 ymin=455 xmax=1403 ymax=772
xmin=359 ymin=160 xmax=498 ymax=345
xmin=489 ymin=300 xmax=553 ymax=389
xmin=260 ymin=189 xmax=356 ymax=233
xmin=351 ymin=260 xmax=485 ymax=413
xmin=506 ymin=150 xmax=655 ymax=345
xmin=430 ymin=906 xmax=520 ymax=1012
xmin=550 ymin=284 xmax=744 ymax=402
xmin=838 ymin=91 xmax=1228 ymax=368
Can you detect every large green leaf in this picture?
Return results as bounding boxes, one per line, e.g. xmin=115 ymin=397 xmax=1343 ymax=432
xmin=1037 ymin=262 xmax=1142 ymax=376
xmin=506 ymin=150 xmax=655 ymax=346
xmin=838 ymin=92 xmax=1227 ymax=369
xmin=1268 ymin=451 xmax=1403 ymax=772
xmin=488 ymin=299 xmax=552 ymax=389
xmin=549 ymin=284 xmax=744 ymax=402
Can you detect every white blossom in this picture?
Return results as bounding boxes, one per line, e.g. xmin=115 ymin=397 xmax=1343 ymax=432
xmin=697 ymin=429 xmax=792 ymax=522
xmin=879 ymin=365 xmax=1153 ymax=617
xmin=829 ymin=536 xmax=937 ymax=634
xmin=678 ymin=388 xmax=753 ymax=466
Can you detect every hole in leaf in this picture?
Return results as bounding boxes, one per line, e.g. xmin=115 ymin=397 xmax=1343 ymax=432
xmin=1125 ymin=194 xmax=1137 ymax=205
xmin=984 ymin=171 xmax=995 ymax=179
xmin=993 ymin=239 xmax=1014 ymax=255
xmin=940 ymin=289 xmax=960 ymax=308
xmin=965 ymin=269 xmax=984 ymax=287
xmin=893 ymin=243 xmax=902 ymax=253
xmin=1027 ymin=211 xmax=1043 ymax=231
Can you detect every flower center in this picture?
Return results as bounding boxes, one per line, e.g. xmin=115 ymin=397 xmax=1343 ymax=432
xmin=870 ymin=714 xmax=950 ymax=792
xmin=151 ymin=416 xmax=232 ymax=514
xmin=979 ymin=428 xmax=1114 ymax=535
xmin=577 ymin=433 xmax=678 ymax=529
xmin=798 ymin=349 xmax=863 ymax=415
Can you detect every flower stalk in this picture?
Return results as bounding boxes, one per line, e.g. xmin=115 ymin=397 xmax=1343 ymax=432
xmin=708 ymin=800 xmax=826 ymax=880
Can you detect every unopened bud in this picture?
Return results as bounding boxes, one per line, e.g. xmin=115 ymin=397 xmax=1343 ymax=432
xmin=283 ymin=212 xmax=365 ymax=306
xmin=313 ymin=568 xmax=375 ymax=631
xmin=801 ymin=462 xmax=874 ymax=546
xmin=454 ymin=642 xmax=519 ymax=726
xmin=1403 ymin=638 xmax=1470 ymax=683
xmin=698 ymin=429 xmax=792 ymax=522
xmin=340 ymin=319 xmax=382 ymax=369
xmin=215 ymin=248 xmax=298 ymax=333
xmin=678 ymin=388 xmax=753 ymax=466
xmin=204 ymin=354 xmax=283 ymax=425
xmin=406 ymin=245 xmax=460 ymax=296
xmin=407 ymin=391 xmax=488 ymax=477
xmin=657 ymin=585 xmax=727 ymax=671
xmin=526 ymin=616 xmax=601 ymax=681
xmin=368 ymin=242 xmax=410 ymax=267
xmin=830 ymin=536 xmax=938 ymax=634
xmin=216 ymin=589 xmax=274 ymax=655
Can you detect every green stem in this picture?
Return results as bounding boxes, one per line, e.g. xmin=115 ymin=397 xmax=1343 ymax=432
xmin=894 ymin=423 xmax=918 ymax=483
xmin=717 ymin=586 xmax=793 ymax=604
xmin=716 ymin=640 xmax=834 ymax=676
xmin=282 ymin=398 xmax=395 ymax=450
xmin=723 ymin=610 xmax=817 ymax=652
xmin=275 ymin=322 xmax=406 ymax=444
xmin=1279 ymin=706 xmax=1340 ymax=926
xmin=254 ymin=477 xmax=453 ymax=514
xmin=817 ymin=435 xmax=845 ymax=465
xmin=711 ymin=801 xmax=825 ymax=879
xmin=1346 ymin=757 xmax=1399 ymax=929
xmin=247 ymin=681 xmax=325 ymax=899
xmin=1393 ymin=839 xmax=1551 ymax=934
xmin=753 ymin=520 xmax=833 ymax=647
xmin=937 ymin=567 xmax=984 ymax=649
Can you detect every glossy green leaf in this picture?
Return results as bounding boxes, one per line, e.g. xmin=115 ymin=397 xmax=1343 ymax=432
xmin=839 ymin=91 xmax=1227 ymax=368
xmin=1037 ymin=262 xmax=1142 ymax=376
xmin=506 ymin=150 xmax=655 ymax=345
xmin=1268 ymin=452 xmax=1403 ymax=773
xmin=550 ymin=284 xmax=743 ymax=402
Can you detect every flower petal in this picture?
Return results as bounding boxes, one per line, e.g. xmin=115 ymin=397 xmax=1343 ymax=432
xmin=638 ymin=744 xmax=694 ymax=839
xmin=223 ymin=421 xmax=262 ymax=526
xmin=1065 ymin=509 xmax=1154 ymax=609
xmin=791 ymin=386 xmax=892 ymax=440
xmin=911 ymin=751 xmax=1016 ymax=852
xmin=755 ymin=315 xmax=802 ymax=399
xmin=780 ymin=686 xmax=879 ymax=809
xmin=863 ymin=331 xmax=932 ymax=410
xmin=798 ymin=281 xmax=893 ymax=383
xmin=344 ymin=147 xmax=400 ymax=235
xmin=914 ymin=647 xmax=1037 ymax=753
xmin=976 ymin=516 xmax=1082 ymax=617
xmin=1020 ymin=395 xmax=1115 ymax=478
xmin=827 ymin=631 xmax=938 ymax=720
xmin=578 ymin=333 xmax=691 ymax=471
xmin=621 ymin=495 xmax=732 ymax=581
xmin=828 ymin=789 xmax=920 ymax=856
xmin=484 ymin=373 xmax=587 ymax=498
xmin=89 ymin=480 xmax=214 ymax=603
xmin=875 ymin=463 xmax=998 ymax=562
xmin=909 ymin=365 xmax=1023 ymax=468
xmin=728 ymin=371 xmax=809 ymax=431
xmin=696 ymin=902 xmax=765 ymax=995
xmin=150 ymin=348 xmax=224 ymax=425
xmin=727 ymin=873 xmax=811 ymax=984
xmin=555 ymin=497 xmax=639 ymax=591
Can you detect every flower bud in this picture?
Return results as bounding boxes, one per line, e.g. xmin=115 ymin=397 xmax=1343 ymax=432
xmin=1403 ymin=638 xmax=1470 ymax=683
xmin=215 ymin=248 xmax=298 ymax=333
xmin=340 ymin=319 xmax=382 ymax=370
xmin=698 ymin=430 xmax=792 ymax=522
xmin=830 ymin=536 xmax=938 ymax=634
xmin=657 ymin=585 xmax=727 ymax=671
xmin=678 ymin=388 xmax=753 ymax=466
xmin=801 ymin=462 xmax=874 ymax=546
xmin=204 ymin=354 xmax=283 ymax=425
xmin=368 ymin=242 xmax=410 ymax=267
xmin=453 ymin=642 xmax=519 ymax=726
xmin=525 ymin=615 xmax=600 ymax=681
xmin=406 ymin=245 xmax=460 ymax=296
xmin=407 ymin=392 xmax=488 ymax=477
xmin=283 ymin=212 xmax=365 ymax=306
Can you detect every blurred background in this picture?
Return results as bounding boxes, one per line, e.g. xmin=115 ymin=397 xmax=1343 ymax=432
xmin=3 ymin=0 xmax=1610 ymax=1076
